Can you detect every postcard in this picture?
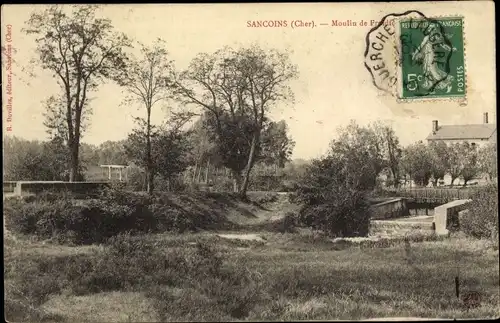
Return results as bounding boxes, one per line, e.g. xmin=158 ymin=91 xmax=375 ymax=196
xmin=2 ymin=2 xmax=498 ymax=322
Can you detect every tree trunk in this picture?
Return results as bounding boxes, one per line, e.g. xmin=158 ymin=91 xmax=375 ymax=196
xmin=232 ymin=170 xmax=242 ymax=193
xmin=146 ymin=107 xmax=154 ymax=195
xmin=146 ymin=170 xmax=154 ymax=194
xmin=391 ymin=168 xmax=399 ymax=188
xmin=205 ymin=159 xmax=210 ymax=183
xmin=68 ymin=142 xmax=79 ymax=182
xmin=192 ymin=162 xmax=198 ymax=184
xmin=240 ymin=133 xmax=259 ymax=198
xmin=450 ymin=176 xmax=457 ymax=187
xmin=197 ymin=162 xmax=203 ymax=183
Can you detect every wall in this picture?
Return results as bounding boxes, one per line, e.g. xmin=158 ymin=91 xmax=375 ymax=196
xmin=433 ymin=199 xmax=472 ymax=235
xmin=14 ymin=181 xmax=110 ymax=197
xmin=3 ymin=181 xmax=16 ymax=193
xmin=427 ymin=138 xmax=492 ymax=148
xmin=370 ymin=198 xmax=409 ymax=220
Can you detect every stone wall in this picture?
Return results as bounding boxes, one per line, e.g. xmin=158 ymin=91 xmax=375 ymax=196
xmin=433 ymin=199 xmax=472 ymax=235
xmin=370 ymin=198 xmax=409 ymax=220
xmin=13 ymin=181 xmax=110 ymax=197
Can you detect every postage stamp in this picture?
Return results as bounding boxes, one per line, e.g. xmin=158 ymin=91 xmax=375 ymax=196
xmin=364 ymin=10 xmax=467 ymax=102
xmin=399 ymin=17 xmax=465 ymax=100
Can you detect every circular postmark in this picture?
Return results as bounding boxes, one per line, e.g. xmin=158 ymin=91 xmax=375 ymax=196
xmin=364 ymin=10 xmax=464 ymax=101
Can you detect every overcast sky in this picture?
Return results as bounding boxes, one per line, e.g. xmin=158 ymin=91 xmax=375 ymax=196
xmin=1 ymin=2 xmax=496 ymax=160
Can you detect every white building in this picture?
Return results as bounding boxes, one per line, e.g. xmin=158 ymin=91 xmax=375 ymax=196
xmin=426 ymin=112 xmax=496 ymax=148
xmin=425 ymin=112 xmax=496 ymax=186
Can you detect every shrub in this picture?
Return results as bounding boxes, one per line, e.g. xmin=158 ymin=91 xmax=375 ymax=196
xmin=292 ymin=153 xmax=373 ymax=238
xmin=4 ymin=188 xmax=210 ymax=244
xmin=296 ymin=190 xmax=371 ymax=238
xmin=460 ymin=184 xmax=498 ymax=240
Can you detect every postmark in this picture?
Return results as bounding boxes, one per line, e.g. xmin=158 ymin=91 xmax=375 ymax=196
xmin=364 ymin=10 xmax=466 ymax=102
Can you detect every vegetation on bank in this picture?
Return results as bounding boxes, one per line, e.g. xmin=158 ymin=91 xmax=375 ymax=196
xmin=460 ymin=183 xmax=499 ymax=240
xmin=5 ymin=231 xmax=499 ymax=322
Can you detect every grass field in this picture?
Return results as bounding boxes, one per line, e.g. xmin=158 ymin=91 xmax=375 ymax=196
xmin=4 ymin=191 xmax=499 ymax=321
xmin=4 ymin=229 xmax=499 ymax=322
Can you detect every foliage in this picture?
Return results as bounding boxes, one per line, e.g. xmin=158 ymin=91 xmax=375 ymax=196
xmin=446 ymin=142 xmax=464 ymax=186
xmin=175 ymin=44 xmax=299 ymax=197
xmin=330 ymin=121 xmax=385 ymax=191
xmin=2 ymin=136 xmax=85 ymax=181
xmin=400 ymin=141 xmax=432 ymax=186
xmin=457 ymin=142 xmax=480 ymax=186
xmin=119 ymin=38 xmax=177 ymax=193
xmin=461 ymin=184 xmax=498 ymax=240
xmin=369 ymin=121 xmax=402 ymax=188
xmin=478 ymin=143 xmax=497 ymax=181
xmin=292 ymin=155 xmax=371 ymax=237
xmin=24 ymin=5 xmax=131 ymax=181
xmin=291 ymin=122 xmax=379 ymax=237
xmin=3 ymin=191 xmax=200 ymax=244
xmin=95 ymin=140 xmax=128 ymax=165
xmin=260 ymin=120 xmax=296 ymax=168
xmin=427 ymin=141 xmax=449 ymax=186
xmin=125 ymin=121 xmax=192 ymax=192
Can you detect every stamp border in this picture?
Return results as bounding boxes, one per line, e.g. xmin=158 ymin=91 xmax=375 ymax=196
xmin=394 ymin=14 xmax=467 ymax=105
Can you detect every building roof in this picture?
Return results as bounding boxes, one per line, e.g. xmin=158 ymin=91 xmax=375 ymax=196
xmin=426 ymin=124 xmax=496 ymax=141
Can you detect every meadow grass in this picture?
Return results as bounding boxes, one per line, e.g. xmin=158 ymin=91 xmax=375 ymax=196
xmin=4 ymin=230 xmax=499 ymax=322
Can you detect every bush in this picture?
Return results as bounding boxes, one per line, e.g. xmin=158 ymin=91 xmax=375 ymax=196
xmin=4 ymin=189 xmax=195 ymax=244
xmin=460 ymin=184 xmax=498 ymax=240
xmin=292 ymin=156 xmax=372 ymax=238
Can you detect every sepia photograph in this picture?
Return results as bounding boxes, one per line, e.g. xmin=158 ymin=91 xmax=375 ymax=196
xmin=2 ymin=2 xmax=498 ymax=321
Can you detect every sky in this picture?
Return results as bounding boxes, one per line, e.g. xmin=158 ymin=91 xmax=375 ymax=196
xmin=1 ymin=2 xmax=496 ymax=160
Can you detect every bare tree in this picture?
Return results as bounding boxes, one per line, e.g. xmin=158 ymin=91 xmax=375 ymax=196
xmin=118 ymin=38 xmax=175 ymax=194
xmin=23 ymin=5 xmax=131 ymax=181
xmin=175 ymin=45 xmax=298 ymax=198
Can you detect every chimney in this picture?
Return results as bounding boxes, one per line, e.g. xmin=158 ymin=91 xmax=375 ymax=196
xmin=483 ymin=112 xmax=489 ymax=124
xmin=432 ymin=120 xmax=438 ymax=133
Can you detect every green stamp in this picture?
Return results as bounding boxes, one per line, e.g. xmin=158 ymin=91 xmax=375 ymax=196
xmin=399 ymin=17 xmax=465 ymax=99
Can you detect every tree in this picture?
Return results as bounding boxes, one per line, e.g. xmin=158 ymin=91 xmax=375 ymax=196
xmin=292 ymin=153 xmax=371 ymax=238
xmin=428 ymin=141 xmax=449 ymax=187
xmin=3 ymin=136 xmax=68 ymax=181
xmin=370 ymin=121 xmax=402 ymax=188
xmin=457 ymin=142 xmax=480 ymax=187
xmin=175 ymin=45 xmax=298 ymax=198
xmin=185 ymin=112 xmax=222 ymax=185
xmin=330 ymin=121 xmax=385 ymax=191
xmin=97 ymin=140 xmax=128 ymax=165
xmin=478 ymin=143 xmax=497 ymax=181
xmin=260 ymin=120 xmax=295 ymax=169
xmin=118 ymin=39 xmax=175 ymax=194
xmin=447 ymin=143 xmax=464 ymax=187
xmin=24 ymin=5 xmax=131 ymax=181
xmin=401 ymin=142 xmax=433 ymax=187
xmin=124 ymin=117 xmax=191 ymax=192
